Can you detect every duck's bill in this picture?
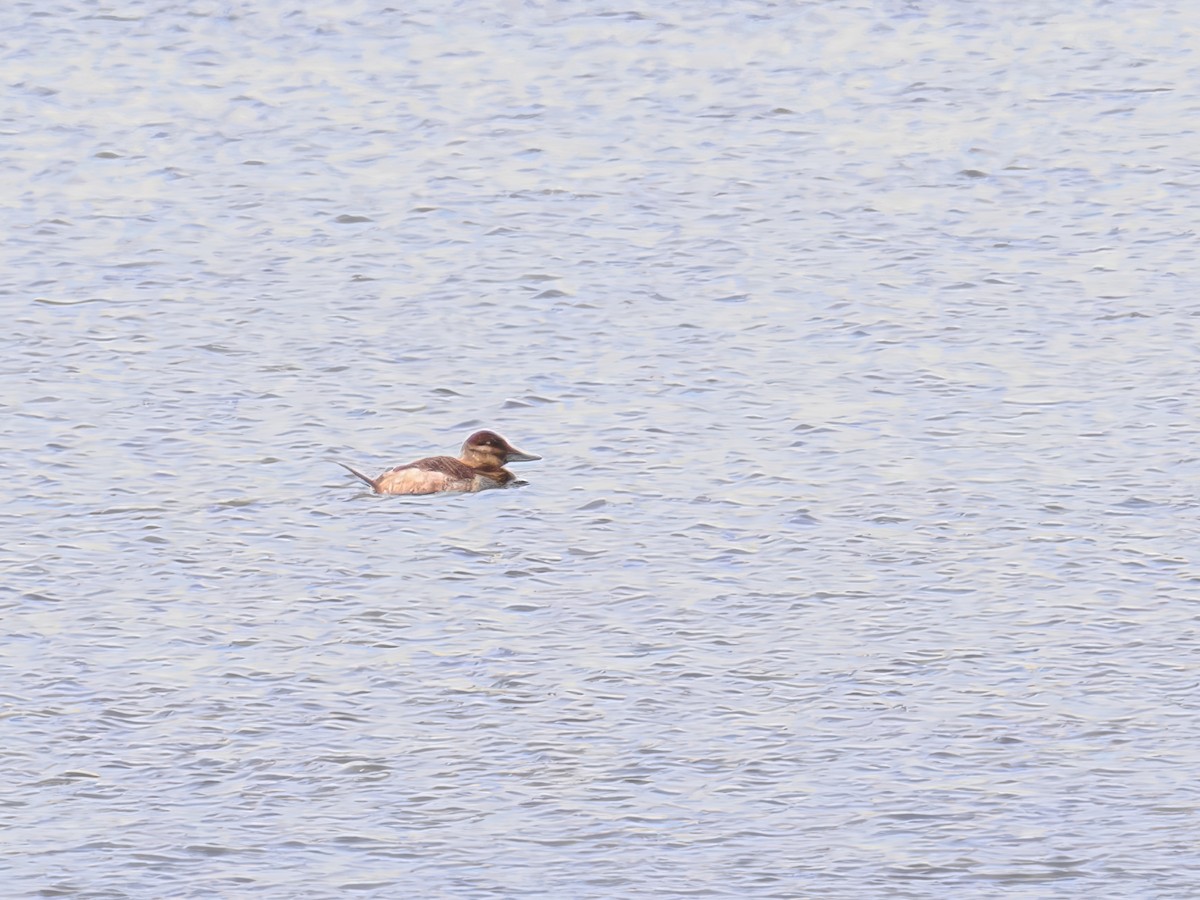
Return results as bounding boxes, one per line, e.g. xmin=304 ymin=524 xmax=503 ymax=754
xmin=507 ymin=447 xmax=541 ymax=462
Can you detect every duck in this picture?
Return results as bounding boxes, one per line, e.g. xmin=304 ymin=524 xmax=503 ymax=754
xmin=338 ymin=430 xmax=540 ymax=495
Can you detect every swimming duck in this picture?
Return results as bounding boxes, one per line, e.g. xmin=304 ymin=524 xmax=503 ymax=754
xmin=338 ymin=430 xmax=540 ymax=495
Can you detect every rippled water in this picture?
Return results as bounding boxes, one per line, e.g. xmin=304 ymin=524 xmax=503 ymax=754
xmin=5 ymin=1 xmax=1200 ymax=897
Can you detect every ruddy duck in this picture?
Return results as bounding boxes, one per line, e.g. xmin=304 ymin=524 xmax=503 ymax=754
xmin=338 ymin=430 xmax=540 ymax=495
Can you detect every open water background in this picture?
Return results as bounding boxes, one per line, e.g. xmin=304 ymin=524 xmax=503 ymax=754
xmin=4 ymin=1 xmax=1200 ymax=897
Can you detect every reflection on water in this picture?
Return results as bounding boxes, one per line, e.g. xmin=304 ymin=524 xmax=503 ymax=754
xmin=5 ymin=1 xmax=1200 ymax=896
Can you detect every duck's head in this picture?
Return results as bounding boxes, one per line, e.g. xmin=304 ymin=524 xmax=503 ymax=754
xmin=460 ymin=430 xmax=541 ymax=468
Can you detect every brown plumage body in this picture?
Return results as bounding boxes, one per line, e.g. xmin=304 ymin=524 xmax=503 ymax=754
xmin=338 ymin=430 xmax=540 ymax=495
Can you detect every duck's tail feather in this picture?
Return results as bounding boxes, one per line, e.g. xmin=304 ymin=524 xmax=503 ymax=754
xmin=337 ymin=461 xmax=378 ymax=492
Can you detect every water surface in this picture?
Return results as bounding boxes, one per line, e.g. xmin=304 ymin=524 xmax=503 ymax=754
xmin=4 ymin=2 xmax=1200 ymax=897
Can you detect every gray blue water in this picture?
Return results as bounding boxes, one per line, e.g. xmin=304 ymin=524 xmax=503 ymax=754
xmin=4 ymin=1 xmax=1200 ymax=897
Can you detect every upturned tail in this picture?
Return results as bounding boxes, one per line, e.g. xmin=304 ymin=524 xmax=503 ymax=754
xmin=337 ymin=461 xmax=378 ymax=492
